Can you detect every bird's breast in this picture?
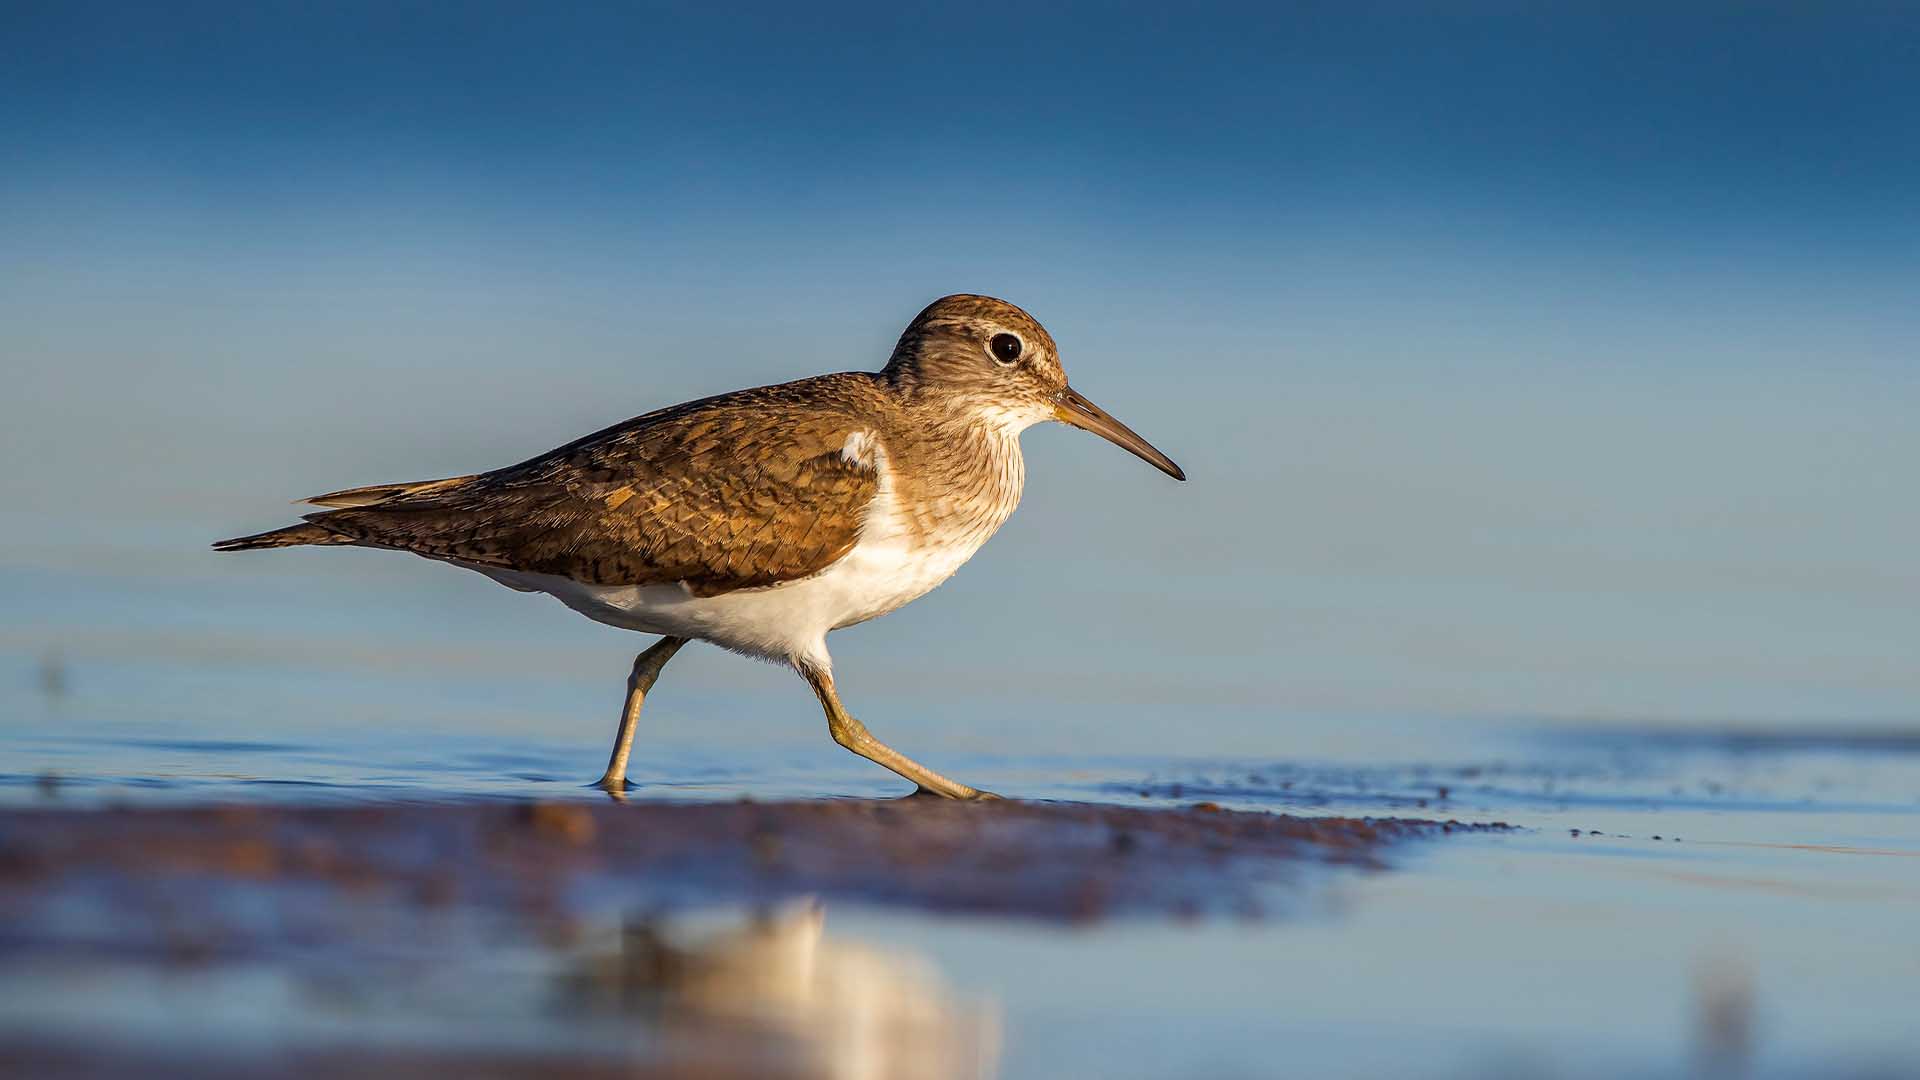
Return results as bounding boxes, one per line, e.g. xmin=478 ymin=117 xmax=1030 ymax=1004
xmin=824 ymin=430 xmax=1024 ymax=630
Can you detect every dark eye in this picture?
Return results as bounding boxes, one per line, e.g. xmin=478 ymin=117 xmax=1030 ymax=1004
xmin=989 ymin=333 xmax=1023 ymax=364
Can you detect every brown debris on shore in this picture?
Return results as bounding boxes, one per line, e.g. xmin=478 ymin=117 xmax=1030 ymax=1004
xmin=0 ymin=798 xmax=1505 ymax=927
xmin=0 ymin=799 xmax=1507 ymax=1077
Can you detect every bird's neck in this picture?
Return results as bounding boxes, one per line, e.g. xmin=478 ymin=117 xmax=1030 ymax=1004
xmin=884 ymin=399 xmax=1032 ymax=549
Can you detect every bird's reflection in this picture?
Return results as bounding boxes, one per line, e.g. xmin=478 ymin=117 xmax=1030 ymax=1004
xmin=561 ymin=899 xmax=999 ymax=1080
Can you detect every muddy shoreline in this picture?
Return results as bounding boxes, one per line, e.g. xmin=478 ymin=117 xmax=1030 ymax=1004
xmin=0 ymin=799 xmax=1509 ymax=1077
xmin=0 ymin=798 xmax=1507 ymax=926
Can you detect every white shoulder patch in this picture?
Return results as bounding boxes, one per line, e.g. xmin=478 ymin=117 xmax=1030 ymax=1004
xmin=840 ymin=430 xmax=878 ymax=468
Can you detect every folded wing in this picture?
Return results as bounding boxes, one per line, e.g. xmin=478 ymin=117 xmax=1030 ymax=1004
xmin=288 ymin=379 xmax=882 ymax=597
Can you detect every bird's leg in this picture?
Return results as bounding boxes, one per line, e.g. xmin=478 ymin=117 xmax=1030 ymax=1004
xmin=798 ymin=664 xmax=1000 ymax=801
xmin=594 ymin=636 xmax=687 ymax=793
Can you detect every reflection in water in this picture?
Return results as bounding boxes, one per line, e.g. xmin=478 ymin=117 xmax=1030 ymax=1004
xmin=1692 ymin=949 xmax=1755 ymax=1080
xmin=4 ymin=713 xmax=1918 ymax=1077
xmin=562 ymin=900 xmax=1000 ymax=1080
xmin=36 ymin=648 xmax=68 ymax=699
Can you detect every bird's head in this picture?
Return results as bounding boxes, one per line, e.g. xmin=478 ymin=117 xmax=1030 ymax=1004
xmin=884 ymin=294 xmax=1185 ymax=481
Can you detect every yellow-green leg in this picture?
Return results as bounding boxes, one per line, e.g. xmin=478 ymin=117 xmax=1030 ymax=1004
xmin=595 ymin=636 xmax=686 ymax=792
xmin=799 ymin=665 xmax=1000 ymax=800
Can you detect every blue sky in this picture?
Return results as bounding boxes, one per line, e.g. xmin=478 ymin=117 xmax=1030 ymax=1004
xmin=4 ymin=2 xmax=1918 ymax=734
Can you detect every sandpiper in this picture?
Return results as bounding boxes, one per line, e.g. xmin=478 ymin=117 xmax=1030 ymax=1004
xmin=215 ymin=295 xmax=1184 ymax=799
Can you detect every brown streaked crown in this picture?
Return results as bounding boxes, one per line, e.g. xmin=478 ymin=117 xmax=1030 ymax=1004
xmin=882 ymin=294 xmax=1067 ymax=415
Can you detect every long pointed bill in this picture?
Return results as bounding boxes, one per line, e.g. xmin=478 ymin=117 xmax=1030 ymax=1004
xmin=1053 ymin=386 xmax=1186 ymax=481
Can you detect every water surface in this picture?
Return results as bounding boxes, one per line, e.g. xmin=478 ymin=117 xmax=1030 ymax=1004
xmin=4 ymin=550 xmax=1919 ymax=1078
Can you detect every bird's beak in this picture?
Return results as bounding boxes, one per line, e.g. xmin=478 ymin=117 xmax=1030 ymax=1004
xmin=1053 ymin=386 xmax=1186 ymax=481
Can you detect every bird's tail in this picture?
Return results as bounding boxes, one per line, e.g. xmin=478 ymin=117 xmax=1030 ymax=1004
xmin=302 ymin=475 xmax=474 ymax=508
xmin=211 ymin=522 xmax=351 ymax=552
xmin=213 ymin=473 xmax=477 ymax=552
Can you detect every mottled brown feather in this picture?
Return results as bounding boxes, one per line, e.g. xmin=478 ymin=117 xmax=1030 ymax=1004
xmin=302 ymin=374 xmax=886 ymax=595
xmin=218 ymin=295 xmax=1099 ymax=605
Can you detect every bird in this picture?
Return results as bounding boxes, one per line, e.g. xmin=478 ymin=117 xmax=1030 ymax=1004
xmin=213 ymin=294 xmax=1184 ymax=799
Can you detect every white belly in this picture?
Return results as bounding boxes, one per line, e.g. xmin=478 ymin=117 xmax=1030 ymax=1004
xmin=466 ymin=469 xmax=1004 ymax=671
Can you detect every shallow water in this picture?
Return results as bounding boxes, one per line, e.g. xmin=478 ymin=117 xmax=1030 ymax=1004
xmin=6 ymin=705 xmax=1920 ymax=1076
xmin=5 ymin=550 xmax=1920 ymax=1078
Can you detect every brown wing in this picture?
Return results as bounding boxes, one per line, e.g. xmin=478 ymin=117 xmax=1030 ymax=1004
xmin=302 ymin=375 xmax=884 ymax=596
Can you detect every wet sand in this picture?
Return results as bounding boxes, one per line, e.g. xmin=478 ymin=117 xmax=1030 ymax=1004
xmin=0 ymin=799 xmax=1502 ymax=1076
xmin=0 ymin=797 xmax=1502 ymax=927
xmin=6 ymin=707 xmax=1919 ymax=1077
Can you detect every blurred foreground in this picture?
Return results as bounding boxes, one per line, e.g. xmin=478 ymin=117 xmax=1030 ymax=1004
xmin=0 ymin=799 xmax=1484 ymax=1078
xmin=3 ymin=717 xmax=1918 ymax=1078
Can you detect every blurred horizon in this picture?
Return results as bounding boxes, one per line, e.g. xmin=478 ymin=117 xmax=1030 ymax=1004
xmin=5 ymin=2 xmax=1919 ymax=747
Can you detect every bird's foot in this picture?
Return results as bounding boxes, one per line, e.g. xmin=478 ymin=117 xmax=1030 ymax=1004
xmin=906 ymin=784 xmax=1004 ymax=801
xmin=590 ymin=774 xmax=632 ymax=802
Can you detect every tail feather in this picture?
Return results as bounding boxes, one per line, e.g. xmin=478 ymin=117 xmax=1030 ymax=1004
xmin=303 ymin=475 xmax=475 ymax=508
xmin=211 ymin=522 xmax=352 ymax=552
xmin=221 ymin=474 xmax=479 ymax=554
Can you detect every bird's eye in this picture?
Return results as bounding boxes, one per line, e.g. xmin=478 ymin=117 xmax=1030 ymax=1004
xmin=988 ymin=333 xmax=1023 ymax=364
